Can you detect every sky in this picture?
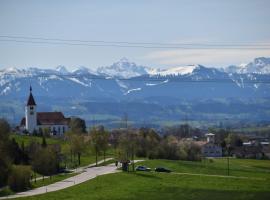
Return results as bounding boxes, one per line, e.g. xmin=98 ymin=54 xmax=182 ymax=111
xmin=0 ymin=0 xmax=270 ymax=70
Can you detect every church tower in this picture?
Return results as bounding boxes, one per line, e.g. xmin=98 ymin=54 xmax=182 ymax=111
xmin=25 ymin=86 xmax=37 ymax=133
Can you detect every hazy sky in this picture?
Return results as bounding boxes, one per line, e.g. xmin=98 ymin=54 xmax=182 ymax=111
xmin=0 ymin=0 xmax=270 ymax=70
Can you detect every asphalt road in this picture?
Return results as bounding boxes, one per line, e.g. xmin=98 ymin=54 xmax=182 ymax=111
xmin=0 ymin=159 xmax=116 ymax=199
xmin=1 ymin=159 xmax=144 ymax=199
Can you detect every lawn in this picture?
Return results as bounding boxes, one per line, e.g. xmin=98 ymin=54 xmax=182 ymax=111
xmin=14 ymin=158 xmax=270 ymax=200
xmin=140 ymin=158 xmax=270 ymax=179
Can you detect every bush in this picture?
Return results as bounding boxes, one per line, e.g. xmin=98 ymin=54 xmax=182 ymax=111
xmin=32 ymin=147 xmax=59 ymax=177
xmin=8 ymin=165 xmax=31 ymax=192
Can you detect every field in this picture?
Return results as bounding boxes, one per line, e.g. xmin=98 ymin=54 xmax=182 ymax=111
xmin=13 ymin=158 xmax=270 ymax=200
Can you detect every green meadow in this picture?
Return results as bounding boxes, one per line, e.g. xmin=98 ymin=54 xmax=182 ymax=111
xmin=14 ymin=158 xmax=270 ymax=200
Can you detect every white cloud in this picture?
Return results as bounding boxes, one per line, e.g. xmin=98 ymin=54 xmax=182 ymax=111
xmin=144 ymin=49 xmax=270 ymax=68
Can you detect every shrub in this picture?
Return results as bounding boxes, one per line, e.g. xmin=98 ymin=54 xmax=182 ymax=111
xmin=8 ymin=165 xmax=31 ymax=192
xmin=32 ymin=147 xmax=59 ymax=178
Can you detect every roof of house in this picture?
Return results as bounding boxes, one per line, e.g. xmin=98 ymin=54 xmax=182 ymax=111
xmin=21 ymin=112 xmax=70 ymax=126
xmin=193 ymin=141 xmax=208 ymax=146
xmin=205 ymin=133 xmax=215 ymax=136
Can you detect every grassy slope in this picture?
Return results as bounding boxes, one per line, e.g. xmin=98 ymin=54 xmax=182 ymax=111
xmin=141 ymin=158 xmax=270 ymax=178
xmin=15 ymin=159 xmax=270 ymax=200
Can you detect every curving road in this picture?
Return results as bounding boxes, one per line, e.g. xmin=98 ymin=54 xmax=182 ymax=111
xmin=1 ymin=159 xmax=143 ymax=199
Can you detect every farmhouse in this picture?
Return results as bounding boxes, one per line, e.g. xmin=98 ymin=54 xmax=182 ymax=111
xmin=201 ymin=133 xmax=222 ymax=157
xmin=20 ymin=86 xmax=70 ymax=136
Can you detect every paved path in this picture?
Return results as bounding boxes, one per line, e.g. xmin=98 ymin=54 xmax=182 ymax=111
xmin=0 ymin=159 xmax=143 ymax=199
xmin=29 ymin=158 xmax=113 ymax=182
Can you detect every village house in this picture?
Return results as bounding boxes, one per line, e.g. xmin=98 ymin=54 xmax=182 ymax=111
xmin=20 ymin=86 xmax=71 ymax=136
xmin=201 ymin=133 xmax=223 ymax=157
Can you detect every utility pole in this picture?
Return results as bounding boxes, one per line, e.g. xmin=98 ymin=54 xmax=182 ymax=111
xmin=227 ymin=144 xmax=230 ymax=176
xmin=122 ymin=113 xmax=128 ymax=129
xmin=227 ymin=156 xmax=230 ymax=176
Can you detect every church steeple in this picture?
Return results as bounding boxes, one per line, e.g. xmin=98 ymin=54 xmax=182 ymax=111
xmin=27 ymin=86 xmax=36 ymax=106
xmin=25 ymin=85 xmax=37 ymax=133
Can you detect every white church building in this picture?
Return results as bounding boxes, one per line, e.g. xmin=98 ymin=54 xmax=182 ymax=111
xmin=20 ymin=86 xmax=70 ymax=136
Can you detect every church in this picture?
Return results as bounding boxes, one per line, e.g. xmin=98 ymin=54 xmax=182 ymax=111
xmin=20 ymin=86 xmax=70 ymax=136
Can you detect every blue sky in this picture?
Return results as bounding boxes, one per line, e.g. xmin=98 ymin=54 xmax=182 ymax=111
xmin=0 ymin=0 xmax=269 ymax=70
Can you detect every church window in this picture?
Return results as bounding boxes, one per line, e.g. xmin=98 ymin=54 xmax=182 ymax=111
xmin=63 ymin=126 xmax=65 ymax=133
xmin=30 ymin=111 xmax=34 ymax=115
xmin=58 ymin=127 xmax=60 ymax=133
xmin=30 ymin=106 xmax=34 ymax=110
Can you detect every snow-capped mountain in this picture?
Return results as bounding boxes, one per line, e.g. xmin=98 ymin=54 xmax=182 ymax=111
xmin=149 ymin=65 xmax=198 ymax=76
xmin=55 ymin=65 xmax=69 ymax=75
xmin=0 ymin=56 xmax=270 ymax=98
xmin=224 ymin=57 xmax=270 ymax=74
xmin=1 ymin=57 xmax=270 ymax=126
xmin=97 ymin=57 xmax=150 ymax=78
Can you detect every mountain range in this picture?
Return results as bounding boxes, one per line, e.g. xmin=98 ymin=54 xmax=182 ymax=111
xmin=0 ymin=57 xmax=270 ymax=128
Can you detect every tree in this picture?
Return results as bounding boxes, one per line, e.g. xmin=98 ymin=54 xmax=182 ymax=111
xmin=8 ymin=165 xmax=31 ymax=192
xmin=41 ymin=136 xmax=47 ymax=148
xmin=9 ymin=138 xmax=23 ymax=164
xmin=70 ymin=117 xmax=87 ymax=134
xmin=225 ymin=133 xmax=243 ymax=155
xmin=0 ymin=118 xmax=11 ymax=186
xmin=31 ymin=147 xmax=59 ymax=180
xmin=97 ymin=126 xmax=110 ymax=164
xmin=69 ymin=134 xmax=85 ymax=166
xmin=118 ymin=130 xmax=138 ymax=171
xmin=89 ymin=127 xmax=103 ymax=166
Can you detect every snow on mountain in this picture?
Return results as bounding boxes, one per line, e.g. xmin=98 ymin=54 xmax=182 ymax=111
xmin=224 ymin=57 xmax=270 ymax=74
xmin=124 ymin=87 xmax=141 ymax=95
xmin=97 ymin=57 xmax=149 ymax=78
xmin=72 ymin=66 xmax=98 ymax=75
xmin=149 ymin=65 xmax=198 ymax=76
xmin=55 ymin=65 xmax=69 ymax=74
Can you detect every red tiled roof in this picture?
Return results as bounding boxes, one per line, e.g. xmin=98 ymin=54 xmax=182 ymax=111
xmin=37 ymin=112 xmax=69 ymax=125
xmin=20 ymin=112 xmax=70 ymax=126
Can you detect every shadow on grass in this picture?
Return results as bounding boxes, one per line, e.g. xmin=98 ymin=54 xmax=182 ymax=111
xmin=133 ymin=172 xmax=161 ymax=179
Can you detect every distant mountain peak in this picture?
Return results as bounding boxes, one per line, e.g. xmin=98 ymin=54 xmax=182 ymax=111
xmin=55 ymin=65 xmax=69 ymax=74
xmin=149 ymin=64 xmax=199 ymax=76
xmin=118 ymin=57 xmax=129 ymax=63
xmin=224 ymin=57 xmax=270 ymax=74
xmin=97 ymin=58 xmax=149 ymax=78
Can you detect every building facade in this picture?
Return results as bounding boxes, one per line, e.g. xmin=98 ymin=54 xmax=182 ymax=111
xmin=201 ymin=133 xmax=222 ymax=157
xmin=20 ymin=86 xmax=70 ymax=136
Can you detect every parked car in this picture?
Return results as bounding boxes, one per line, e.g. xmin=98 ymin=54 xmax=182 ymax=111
xmin=155 ymin=167 xmax=171 ymax=173
xmin=135 ymin=166 xmax=151 ymax=171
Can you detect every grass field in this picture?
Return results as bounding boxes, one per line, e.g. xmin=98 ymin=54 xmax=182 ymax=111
xmin=14 ymin=158 xmax=270 ymax=200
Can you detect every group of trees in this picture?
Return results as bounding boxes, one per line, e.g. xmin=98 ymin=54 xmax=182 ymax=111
xmin=0 ymin=119 xmax=33 ymax=191
xmin=0 ymin=119 xmax=61 ymax=191
xmin=109 ymin=127 xmax=203 ymax=166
